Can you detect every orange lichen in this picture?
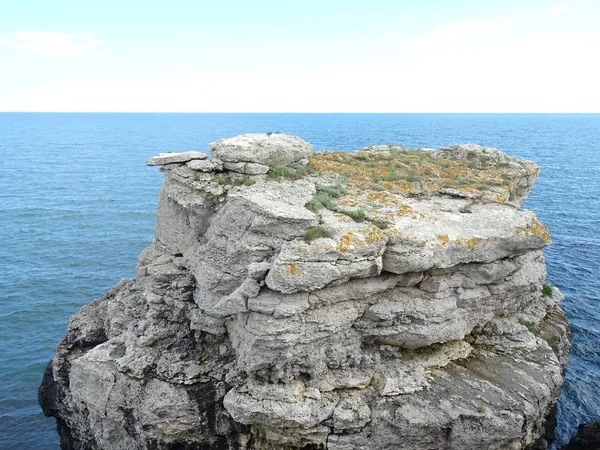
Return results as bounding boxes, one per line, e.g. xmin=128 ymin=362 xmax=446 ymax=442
xmin=337 ymin=233 xmax=353 ymax=252
xmin=398 ymin=204 xmax=413 ymax=215
xmin=437 ymin=235 xmax=449 ymax=247
xmin=364 ymin=226 xmax=385 ymax=244
xmin=465 ymin=237 xmax=482 ymax=249
xmin=286 ymin=262 xmax=302 ymax=276
xmin=522 ymin=217 xmax=551 ymax=244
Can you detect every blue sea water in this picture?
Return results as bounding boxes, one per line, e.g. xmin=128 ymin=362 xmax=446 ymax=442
xmin=0 ymin=113 xmax=598 ymax=449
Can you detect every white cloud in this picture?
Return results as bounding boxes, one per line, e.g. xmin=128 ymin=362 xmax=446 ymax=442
xmin=403 ymin=20 xmax=516 ymax=52
xmin=1 ymin=18 xmax=598 ymax=112
xmin=0 ymin=30 xmax=104 ymax=55
xmin=550 ymin=5 xmax=569 ymax=16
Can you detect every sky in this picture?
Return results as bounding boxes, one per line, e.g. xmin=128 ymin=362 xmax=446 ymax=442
xmin=0 ymin=0 xmax=598 ymax=112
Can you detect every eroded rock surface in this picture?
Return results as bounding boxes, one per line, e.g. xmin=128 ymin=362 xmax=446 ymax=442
xmin=40 ymin=135 xmax=570 ymax=450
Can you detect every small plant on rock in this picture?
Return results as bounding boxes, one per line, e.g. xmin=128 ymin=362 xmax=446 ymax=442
xmin=339 ymin=209 xmax=366 ymax=222
xmin=305 ymin=184 xmax=347 ymax=212
xmin=459 ymin=202 xmax=473 ymax=214
xmin=240 ymin=176 xmax=256 ymax=186
xmin=268 ymin=165 xmax=318 ymax=181
xmin=268 ymin=166 xmax=296 ymax=178
xmin=404 ymin=172 xmax=422 ymax=183
xmin=372 ymin=165 xmax=399 ymax=182
xmin=305 ymin=198 xmax=322 ymax=213
xmin=370 ymin=219 xmax=390 ymax=230
xmin=303 ymin=226 xmax=332 ymax=243
xmin=542 ymin=284 xmax=553 ymax=297
xmin=319 ymin=185 xmax=347 ymax=198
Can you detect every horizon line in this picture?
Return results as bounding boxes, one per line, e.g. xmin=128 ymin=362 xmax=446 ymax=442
xmin=1 ymin=111 xmax=600 ymax=114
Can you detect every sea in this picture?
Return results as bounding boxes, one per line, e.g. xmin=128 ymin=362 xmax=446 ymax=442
xmin=0 ymin=113 xmax=598 ymax=449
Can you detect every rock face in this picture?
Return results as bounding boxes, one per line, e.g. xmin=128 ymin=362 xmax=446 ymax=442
xmin=40 ymin=135 xmax=571 ymax=450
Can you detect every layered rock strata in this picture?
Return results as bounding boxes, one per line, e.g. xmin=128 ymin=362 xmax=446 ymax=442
xmin=40 ymin=134 xmax=570 ymax=450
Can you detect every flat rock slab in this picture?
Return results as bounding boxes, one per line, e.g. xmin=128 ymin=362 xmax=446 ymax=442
xmin=382 ymin=197 xmax=550 ymax=274
xmin=146 ymin=151 xmax=208 ymax=166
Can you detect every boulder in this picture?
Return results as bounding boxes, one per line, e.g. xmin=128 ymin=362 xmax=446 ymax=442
xmin=210 ymin=133 xmax=312 ymax=168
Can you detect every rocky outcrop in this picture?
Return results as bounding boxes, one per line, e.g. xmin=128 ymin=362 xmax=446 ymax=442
xmin=210 ymin=133 xmax=313 ymax=175
xmin=40 ymin=134 xmax=570 ymax=450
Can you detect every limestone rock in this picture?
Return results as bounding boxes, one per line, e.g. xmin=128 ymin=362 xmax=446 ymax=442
xmin=433 ymin=144 xmax=540 ymax=207
xmin=210 ymin=133 xmax=312 ymax=168
xmin=265 ymin=212 xmax=387 ymax=294
xmin=40 ymin=134 xmax=570 ymax=450
xmin=186 ymin=158 xmax=215 ymax=172
xmin=146 ymin=151 xmax=208 ymax=166
xmin=382 ymin=198 xmax=550 ymax=274
xmin=222 ymin=161 xmax=270 ymax=175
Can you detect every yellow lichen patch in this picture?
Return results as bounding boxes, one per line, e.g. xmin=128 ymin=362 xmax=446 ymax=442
xmin=522 ymin=217 xmax=551 ymax=244
xmin=363 ymin=226 xmax=386 ymax=244
xmin=337 ymin=232 xmax=359 ymax=252
xmin=285 ymin=262 xmax=302 ymax=276
xmin=465 ymin=237 xmax=482 ymax=249
xmin=398 ymin=204 xmax=413 ymax=215
xmin=365 ymin=191 xmax=394 ymax=205
xmin=437 ymin=235 xmax=449 ymax=247
xmin=495 ymin=192 xmax=507 ymax=204
xmin=385 ymin=228 xmax=403 ymax=238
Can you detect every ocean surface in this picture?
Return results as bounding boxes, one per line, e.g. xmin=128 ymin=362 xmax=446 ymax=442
xmin=0 ymin=113 xmax=598 ymax=449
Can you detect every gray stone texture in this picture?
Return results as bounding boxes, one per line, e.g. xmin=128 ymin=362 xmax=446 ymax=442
xmin=40 ymin=135 xmax=570 ymax=450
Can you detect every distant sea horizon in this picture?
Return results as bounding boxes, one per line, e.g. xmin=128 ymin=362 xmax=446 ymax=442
xmin=1 ymin=112 xmax=598 ymax=449
xmin=2 ymin=111 xmax=600 ymax=114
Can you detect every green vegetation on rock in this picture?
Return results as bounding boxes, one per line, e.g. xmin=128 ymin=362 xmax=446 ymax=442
xmin=267 ymin=164 xmax=318 ymax=180
xmin=459 ymin=202 xmax=474 ymax=214
xmin=338 ymin=209 xmax=366 ymax=222
xmin=303 ymin=226 xmax=332 ymax=243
